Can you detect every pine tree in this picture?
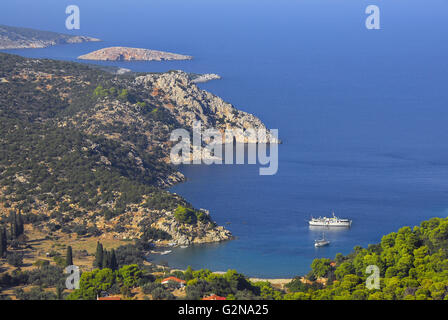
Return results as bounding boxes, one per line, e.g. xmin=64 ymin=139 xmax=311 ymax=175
xmin=110 ymin=249 xmax=118 ymax=271
xmin=94 ymin=242 xmax=103 ymax=269
xmin=66 ymin=245 xmax=73 ymax=266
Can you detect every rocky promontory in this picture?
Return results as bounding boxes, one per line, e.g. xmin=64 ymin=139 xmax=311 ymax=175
xmin=134 ymin=70 xmax=280 ymax=144
xmin=0 ymin=24 xmax=100 ymax=49
xmin=78 ymin=46 xmax=192 ymax=61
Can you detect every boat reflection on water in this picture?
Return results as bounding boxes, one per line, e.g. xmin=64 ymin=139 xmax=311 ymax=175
xmin=308 ymin=225 xmax=351 ymax=233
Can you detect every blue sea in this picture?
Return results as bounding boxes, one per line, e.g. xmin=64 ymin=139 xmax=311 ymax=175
xmin=2 ymin=0 xmax=448 ymax=277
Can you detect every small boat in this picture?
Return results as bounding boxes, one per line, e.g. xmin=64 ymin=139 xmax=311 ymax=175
xmin=160 ymin=250 xmax=172 ymax=255
xmin=314 ymin=233 xmax=330 ymax=247
xmin=180 ymin=245 xmax=188 ymax=249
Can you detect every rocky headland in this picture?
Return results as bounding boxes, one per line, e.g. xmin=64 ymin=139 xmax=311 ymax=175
xmin=134 ymin=70 xmax=279 ymax=144
xmin=0 ymin=24 xmax=100 ymax=49
xmin=0 ymin=53 xmax=280 ymax=249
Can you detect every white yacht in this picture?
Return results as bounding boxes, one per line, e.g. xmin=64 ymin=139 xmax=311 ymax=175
xmin=309 ymin=211 xmax=352 ymax=227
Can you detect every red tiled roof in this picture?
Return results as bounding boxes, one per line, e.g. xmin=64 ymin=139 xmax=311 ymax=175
xmin=161 ymin=276 xmax=186 ymax=284
xmin=202 ymin=294 xmax=226 ymax=300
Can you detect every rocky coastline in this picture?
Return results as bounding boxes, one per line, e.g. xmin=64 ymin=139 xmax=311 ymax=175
xmin=0 ymin=52 xmax=278 ymax=250
xmin=0 ymin=24 xmax=100 ymax=49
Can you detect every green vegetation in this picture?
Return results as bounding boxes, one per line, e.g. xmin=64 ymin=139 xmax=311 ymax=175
xmin=143 ymin=191 xmax=181 ymax=211
xmin=141 ymin=227 xmax=172 ymax=241
xmin=94 ymin=241 xmax=147 ymax=271
xmin=184 ymin=269 xmax=263 ymax=300
xmin=142 ymin=282 xmax=175 ymax=300
xmin=67 ymin=264 xmax=143 ymax=300
xmin=174 ymin=206 xmax=197 ymax=224
xmin=0 ymin=52 xmax=226 ymax=300
xmin=0 ymin=52 xmax=199 ymax=239
xmin=0 ymin=264 xmax=66 ymax=295
xmin=174 ymin=206 xmax=211 ymax=225
xmin=284 ymin=216 xmax=448 ymax=300
xmin=94 ymin=241 xmax=119 ymax=270
xmin=93 ymin=85 xmax=132 ymax=103
xmin=2 ymin=214 xmax=448 ymax=300
xmin=2 ymin=52 xmax=448 ymax=301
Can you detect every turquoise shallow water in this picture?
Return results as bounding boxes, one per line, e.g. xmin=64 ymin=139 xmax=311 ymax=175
xmin=2 ymin=0 xmax=448 ymax=277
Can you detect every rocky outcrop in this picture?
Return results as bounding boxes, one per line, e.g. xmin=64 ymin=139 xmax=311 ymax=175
xmin=153 ymin=215 xmax=233 ymax=245
xmin=78 ymin=47 xmax=192 ymax=61
xmin=135 ymin=71 xmax=279 ymax=143
xmin=79 ymin=205 xmax=233 ymax=245
xmin=0 ymin=24 xmax=100 ymax=49
xmin=191 ymin=73 xmax=221 ymax=83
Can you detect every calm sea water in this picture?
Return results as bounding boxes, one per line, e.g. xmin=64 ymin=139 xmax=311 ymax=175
xmin=2 ymin=0 xmax=448 ymax=277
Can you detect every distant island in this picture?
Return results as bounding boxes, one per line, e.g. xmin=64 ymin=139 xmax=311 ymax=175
xmin=78 ymin=46 xmax=192 ymax=62
xmin=190 ymin=73 xmax=221 ymax=83
xmin=0 ymin=24 xmax=100 ymax=49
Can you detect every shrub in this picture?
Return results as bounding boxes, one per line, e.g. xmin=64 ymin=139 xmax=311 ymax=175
xmin=151 ymin=287 xmax=175 ymax=300
xmin=7 ymin=252 xmax=23 ymax=267
xmin=174 ymin=206 xmax=197 ymax=224
xmin=141 ymin=227 xmax=172 ymax=241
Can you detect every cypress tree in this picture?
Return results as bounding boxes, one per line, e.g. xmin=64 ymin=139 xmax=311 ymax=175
xmin=110 ymin=249 xmax=118 ymax=271
xmin=3 ymin=227 xmax=7 ymax=255
xmin=66 ymin=245 xmax=73 ymax=266
xmin=56 ymin=285 xmax=64 ymax=300
xmin=102 ymin=249 xmax=110 ymax=269
xmin=9 ymin=210 xmax=16 ymax=240
xmin=17 ymin=211 xmax=24 ymax=237
xmin=94 ymin=242 xmax=103 ymax=269
xmin=0 ymin=229 xmax=3 ymax=257
xmin=0 ymin=227 xmax=7 ymax=257
xmin=13 ymin=219 xmax=18 ymax=239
